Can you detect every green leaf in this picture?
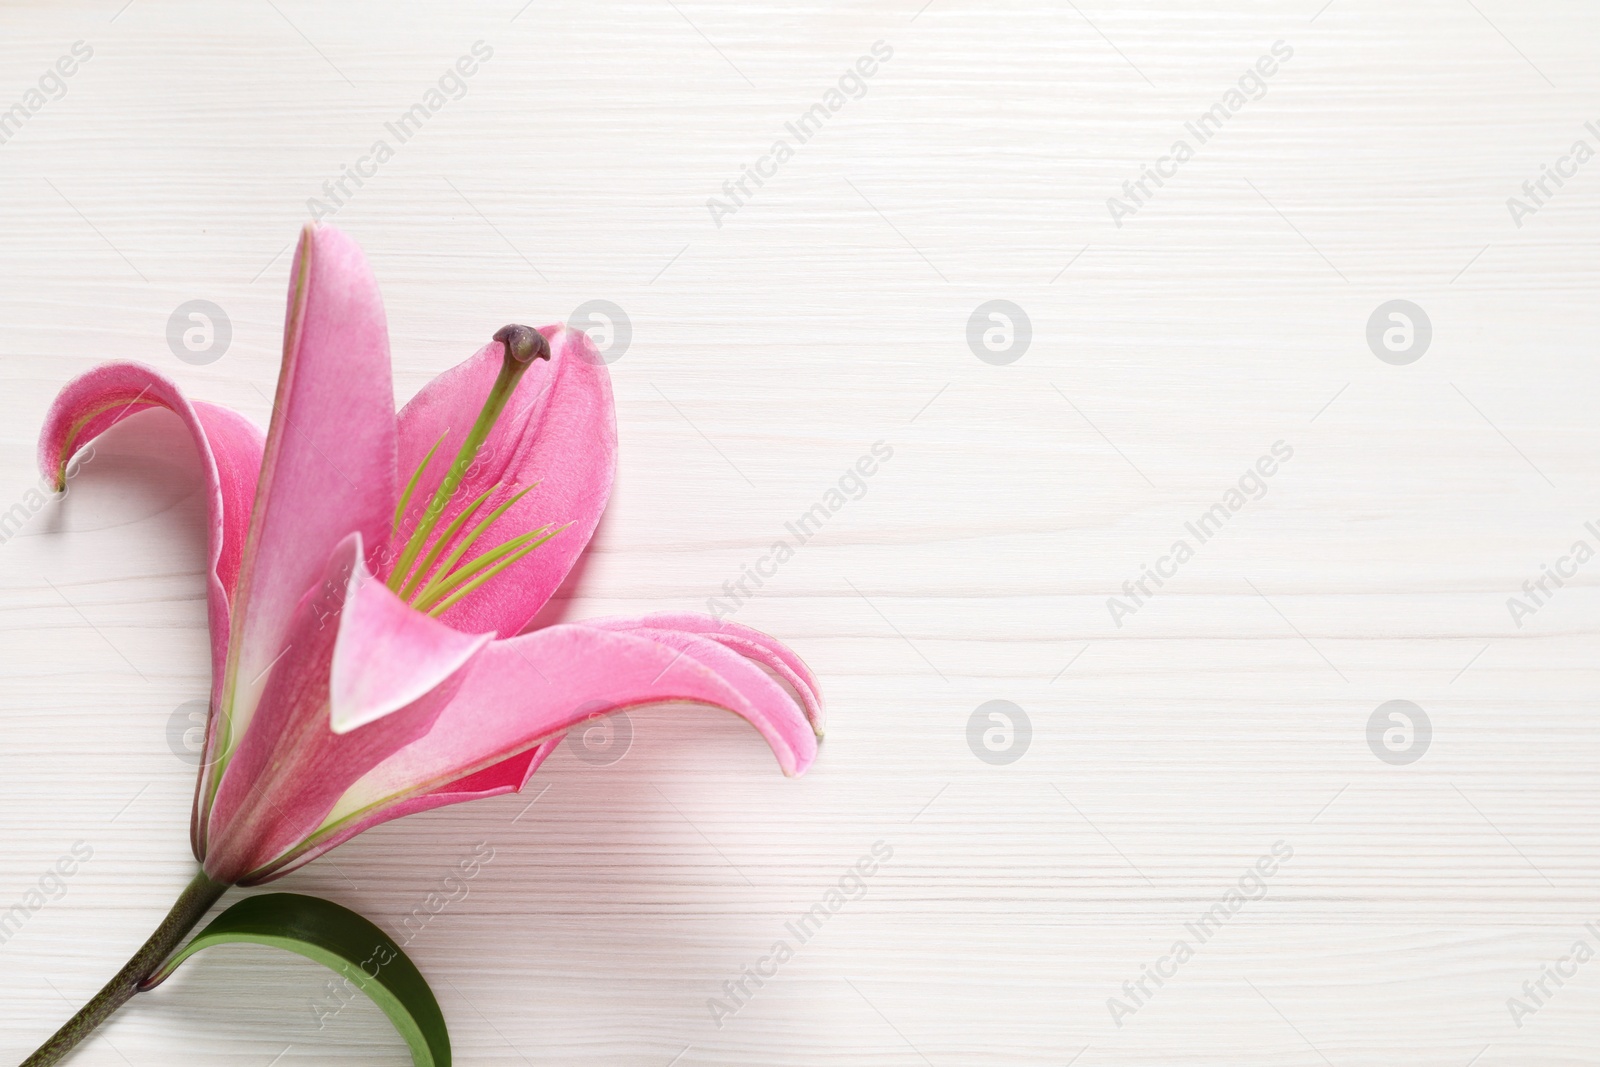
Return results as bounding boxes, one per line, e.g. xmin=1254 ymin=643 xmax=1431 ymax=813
xmin=143 ymin=892 xmax=450 ymax=1067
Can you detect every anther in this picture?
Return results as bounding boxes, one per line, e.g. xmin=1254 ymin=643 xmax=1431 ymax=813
xmin=493 ymin=324 xmax=550 ymax=365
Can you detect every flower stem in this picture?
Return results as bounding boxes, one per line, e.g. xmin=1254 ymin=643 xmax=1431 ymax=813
xmin=19 ymin=869 xmax=228 ymax=1066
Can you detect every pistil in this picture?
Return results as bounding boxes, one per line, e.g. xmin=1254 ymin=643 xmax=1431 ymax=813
xmin=387 ymin=326 xmax=550 ymax=594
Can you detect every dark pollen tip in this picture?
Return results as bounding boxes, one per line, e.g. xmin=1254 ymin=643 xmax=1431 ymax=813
xmin=493 ymin=324 xmax=550 ymax=364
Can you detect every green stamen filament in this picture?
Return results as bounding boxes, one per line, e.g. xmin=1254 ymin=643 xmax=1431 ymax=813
xmin=386 ymin=326 xmax=549 ymax=594
xmin=413 ymin=523 xmax=561 ymax=614
xmin=424 ymin=525 xmax=568 ymax=617
xmin=396 ymin=483 xmax=498 ymax=601
xmin=393 ymin=432 xmax=447 ymax=534
xmin=409 ymin=483 xmax=538 ymax=606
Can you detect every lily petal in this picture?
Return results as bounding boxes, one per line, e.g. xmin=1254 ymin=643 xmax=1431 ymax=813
xmin=251 ymin=615 xmax=826 ymax=883
xmin=218 ymin=224 xmax=399 ymax=790
xmin=36 ymin=361 xmax=264 ymax=854
xmin=583 ymin=613 xmax=824 ymax=735
xmin=393 ymin=325 xmax=613 ymax=636
xmin=244 ymin=623 xmax=817 ymax=882
xmin=355 ymin=621 xmax=818 ymax=794
xmin=330 ymin=559 xmax=493 ymax=734
xmin=580 ymin=626 xmax=816 ymax=755
xmin=237 ymin=738 xmax=563 ymax=884
xmin=205 ymin=535 xmax=480 ymax=883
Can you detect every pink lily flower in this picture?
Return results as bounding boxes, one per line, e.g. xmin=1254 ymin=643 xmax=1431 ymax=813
xmin=40 ymin=223 xmax=823 ymax=888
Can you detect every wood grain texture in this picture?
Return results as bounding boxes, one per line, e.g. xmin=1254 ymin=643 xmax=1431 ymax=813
xmin=1 ymin=0 xmax=1598 ymax=1063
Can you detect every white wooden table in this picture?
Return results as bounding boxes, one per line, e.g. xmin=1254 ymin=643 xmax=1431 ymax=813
xmin=2 ymin=1 xmax=1598 ymax=1063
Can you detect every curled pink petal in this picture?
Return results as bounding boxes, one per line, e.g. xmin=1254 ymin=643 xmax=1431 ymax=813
xmin=36 ymin=361 xmax=263 ymax=855
xmin=585 ymin=626 xmax=815 ymax=753
xmin=257 ymin=616 xmax=821 ymax=883
xmin=584 ymin=612 xmax=824 ymax=735
xmin=278 ymin=623 xmax=817 ymax=874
